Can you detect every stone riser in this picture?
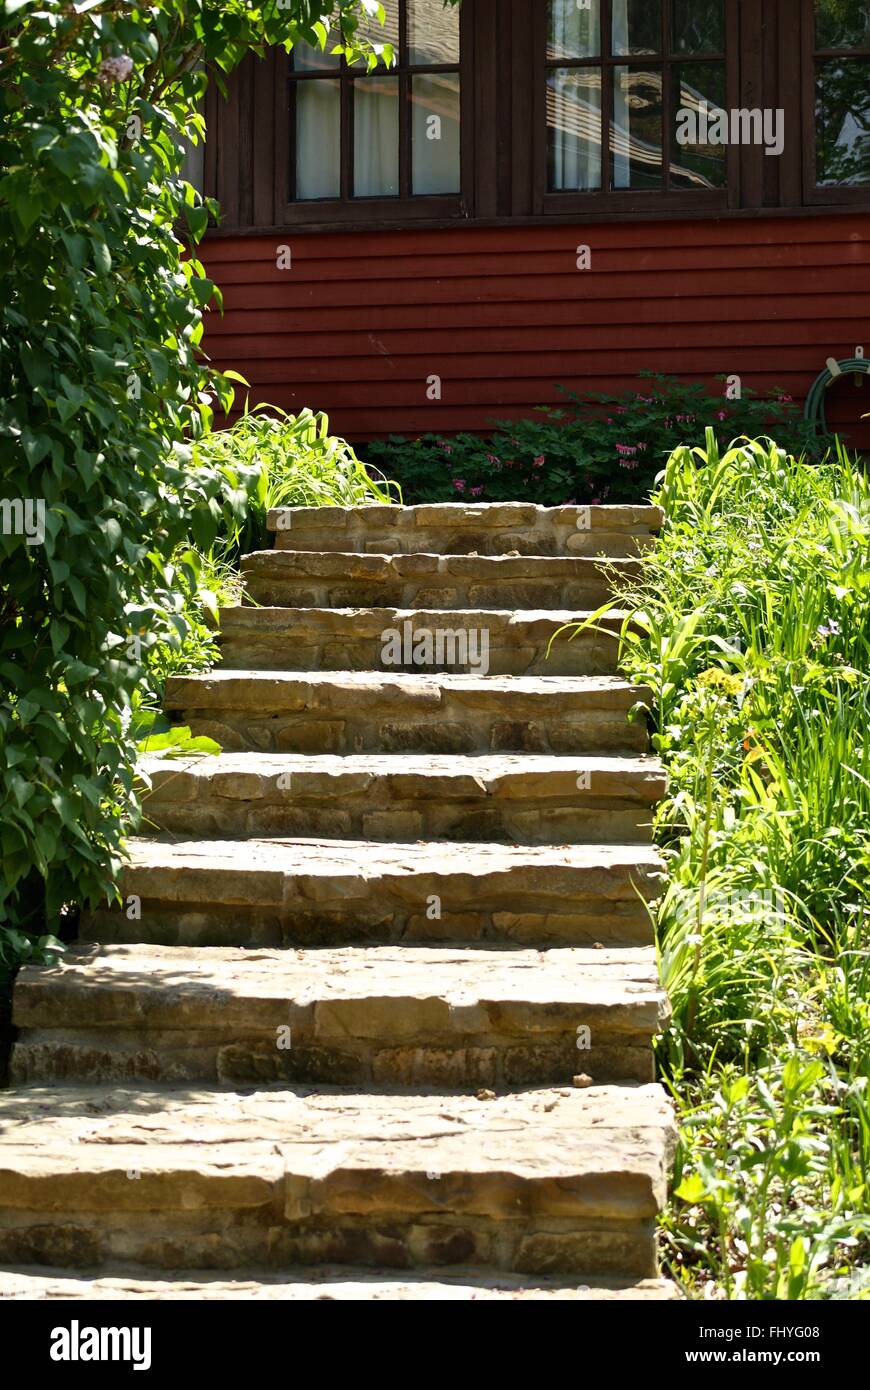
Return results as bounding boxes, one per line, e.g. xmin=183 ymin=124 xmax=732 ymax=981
xmin=218 ymin=626 xmax=621 ymax=679
xmin=173 ymin=710 xmax=649 ymax=756
xmin=0 ymin=1211 xmax=659 ymax=1280
xmin=267 ymin=502 xmax=663 ymax=560
xmin=217 ymin=644 xmax=618 ymax=680
xmin=243 ymin=578 xmax=621 ymax=611
xmin=274 ymin=530 xmax=655 ymax=559
xmin=141 ymin=797 xmax=652 ymax=846
xmin=83 ymin=898 xmax=655 ymax=949
xmin=11 ymin=1031 xmax=654 ymax=1089
xmin=240 ymin=551 xmax=639 ymax=614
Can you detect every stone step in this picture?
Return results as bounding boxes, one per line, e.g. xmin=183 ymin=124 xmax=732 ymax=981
xmin=241 ymin=551 xmax=639 ymax=611
xmin=269 ymin=502 xmax=663 ymax=558
xmin=165 ymin=671 xmax=651 ymax=756
xmin=0 ymin=1083 xmax=675 ymax=1277
xmin=0 ymin=1265 xmax=678 ymax=1300
xmin=12 ymin=942 xmax=668 ymax=1088
xmin=83 ymin=836 xmax=663 ymax=949
xmin=138 ymin=752 xmax=663 ymax=845
xmin=218 ymin=607 xmax=628 ymax=678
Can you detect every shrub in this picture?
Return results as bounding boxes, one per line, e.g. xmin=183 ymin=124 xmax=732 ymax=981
xmin=576 ymin=432 xmax=870 ymax=1298
xmin=193 ymin=405 xmax=399 ymax=556
xmin=0 ymin=2 xmax=400 ymax=959
xmin=365 ymin=374 xmax=830 ymax=505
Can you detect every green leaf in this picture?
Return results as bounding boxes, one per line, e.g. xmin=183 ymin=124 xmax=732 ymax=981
xmin=674 ymin=1173 xmax=707 ymax=1204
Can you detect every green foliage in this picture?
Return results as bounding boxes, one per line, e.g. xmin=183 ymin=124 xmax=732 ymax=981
xmin=0 ymin=1 xmax=406 ymax=954
xmin=193 ymin=405 xmax=399 ymax=554
xmin=584 ymin=432 xmax=870 ymax=1298
xmin=365 ymin=374 xmax=827 ymax=505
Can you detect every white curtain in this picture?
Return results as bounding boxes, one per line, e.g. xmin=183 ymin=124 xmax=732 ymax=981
xmin=354 ymin=77 xmax=399 ymax=197
xmin=296 ymin=80 xmax=341 ymax=200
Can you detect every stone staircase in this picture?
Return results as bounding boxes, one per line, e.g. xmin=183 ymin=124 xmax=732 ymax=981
xmin=0 ymin=502 xmax=676 ymax=1301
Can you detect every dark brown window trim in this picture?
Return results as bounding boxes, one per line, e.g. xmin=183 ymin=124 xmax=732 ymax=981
xmin=203 ymin=199 xmax=869 ymax=241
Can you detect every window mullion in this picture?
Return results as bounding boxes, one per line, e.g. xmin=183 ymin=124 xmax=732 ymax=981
xmin=603 ymin=0 xmax=612 ymax=191
xmin=662 ymin=0 xmax=672 ymax=189
xmin=342 ymin=64 xmax=353 ymax=201
xmin=399 ymin=1 xmax=410 ymax=198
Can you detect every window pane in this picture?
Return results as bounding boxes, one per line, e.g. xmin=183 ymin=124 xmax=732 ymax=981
xmin=671 ymin=0 xmax=725 ymax=54
xmin=612 ymin=0 xmax=662 ymax=56
xmin=547 ymin=67 xmax=603 ymax=191
xmin=409 ymin=0 xmax=460 ymax=64
xmin=547 ymin=0 xmax=601 ymax=60
xmin=295 ymin=80 xmax=340 ymax=199
xmin=292 ymin=38 xmax=340 ymax=71
xmin=815 ymin=0 xmax=870 ymax=50
xmin=816 ymin=58 xmax=870 ymax=184
xmin=671 ymin=63 xmax=727 ymax=187
xmin=354 ymin=76 xmax=400 ymax=196
xmin=612 ymin=66 xmax=663 ymax=188
xmin=355 ymin=0 xmax=400 ymax=61
xmin=411 ymin=73 xmax=460 ymax=193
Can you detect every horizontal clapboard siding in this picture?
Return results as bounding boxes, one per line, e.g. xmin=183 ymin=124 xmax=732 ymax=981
xmin=201 ymin=214 xmax=870 ymax=447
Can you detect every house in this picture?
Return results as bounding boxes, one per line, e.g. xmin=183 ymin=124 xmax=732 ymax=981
xmin=199 ymin=0 xmax=870 ymax=449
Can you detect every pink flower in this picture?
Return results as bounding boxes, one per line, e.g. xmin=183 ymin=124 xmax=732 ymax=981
xmin=98 ymin=55 xmax=133 ymax=84
xmin=717 ymin=410 xmax=728 ymax=421
xmin=615 ymin=442 xmax=638 ymax=457
xmin=453 ymin=479 xmax=466 ymax=493
xmin=532 ymin=455 xmax=545 ymax=468
xmin=437 ymin=440 xmax=453 ymax=455
xmin=486 ymin=454 xmax=500 ymax=465
xmin=470 ymin=486 xmax=484 ymax=497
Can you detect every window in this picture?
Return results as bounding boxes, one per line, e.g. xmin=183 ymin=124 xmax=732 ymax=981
xmin=541 ymin=0 xmax=734 ymax=210
xmin=205 ymin=0 xmax=870 ymax=231
xmin=286 ymin=0 xmax=464 ymax=216
xmin=809 ymin=0 xmax=870 ymax=195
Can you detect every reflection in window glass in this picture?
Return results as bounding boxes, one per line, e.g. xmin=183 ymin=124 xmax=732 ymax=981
xmin=411 ymin=74 xmax=461 ymax=192
xmin=354 ymin=77 xmax=400 ymax=195
xmin=355 ymin=0 xmax=400 ymax=58
xmin=671 ymin=0 xmax=725 ymax=54
xmin=547 ymin=68 xmax=603 ymax=191
xmin=612 ymin=0 xmax=662 ymax=56
xmin=291 ymin=38 xmax=340 ymax=71
xmin=815 ymin=0 xmax=870 ymax=50
xmin=671 ymin=63 xmax=727 ymax=187
xmin=816 ymin=59 xmax=870 ymax=184
xmin=612 ymin=66 xmax=663 ymax=188
xmin=296 ymin=80 xmax=341 ymax=198
xmin=547 ymin=0 xmax=601 ymax=60
xmin=409 ymin=0 xmax=460 ymax=64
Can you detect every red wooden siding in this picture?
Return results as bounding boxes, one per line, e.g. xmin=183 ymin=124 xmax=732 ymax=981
xmin=201 ymin=213 xmax=870 ymax=449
